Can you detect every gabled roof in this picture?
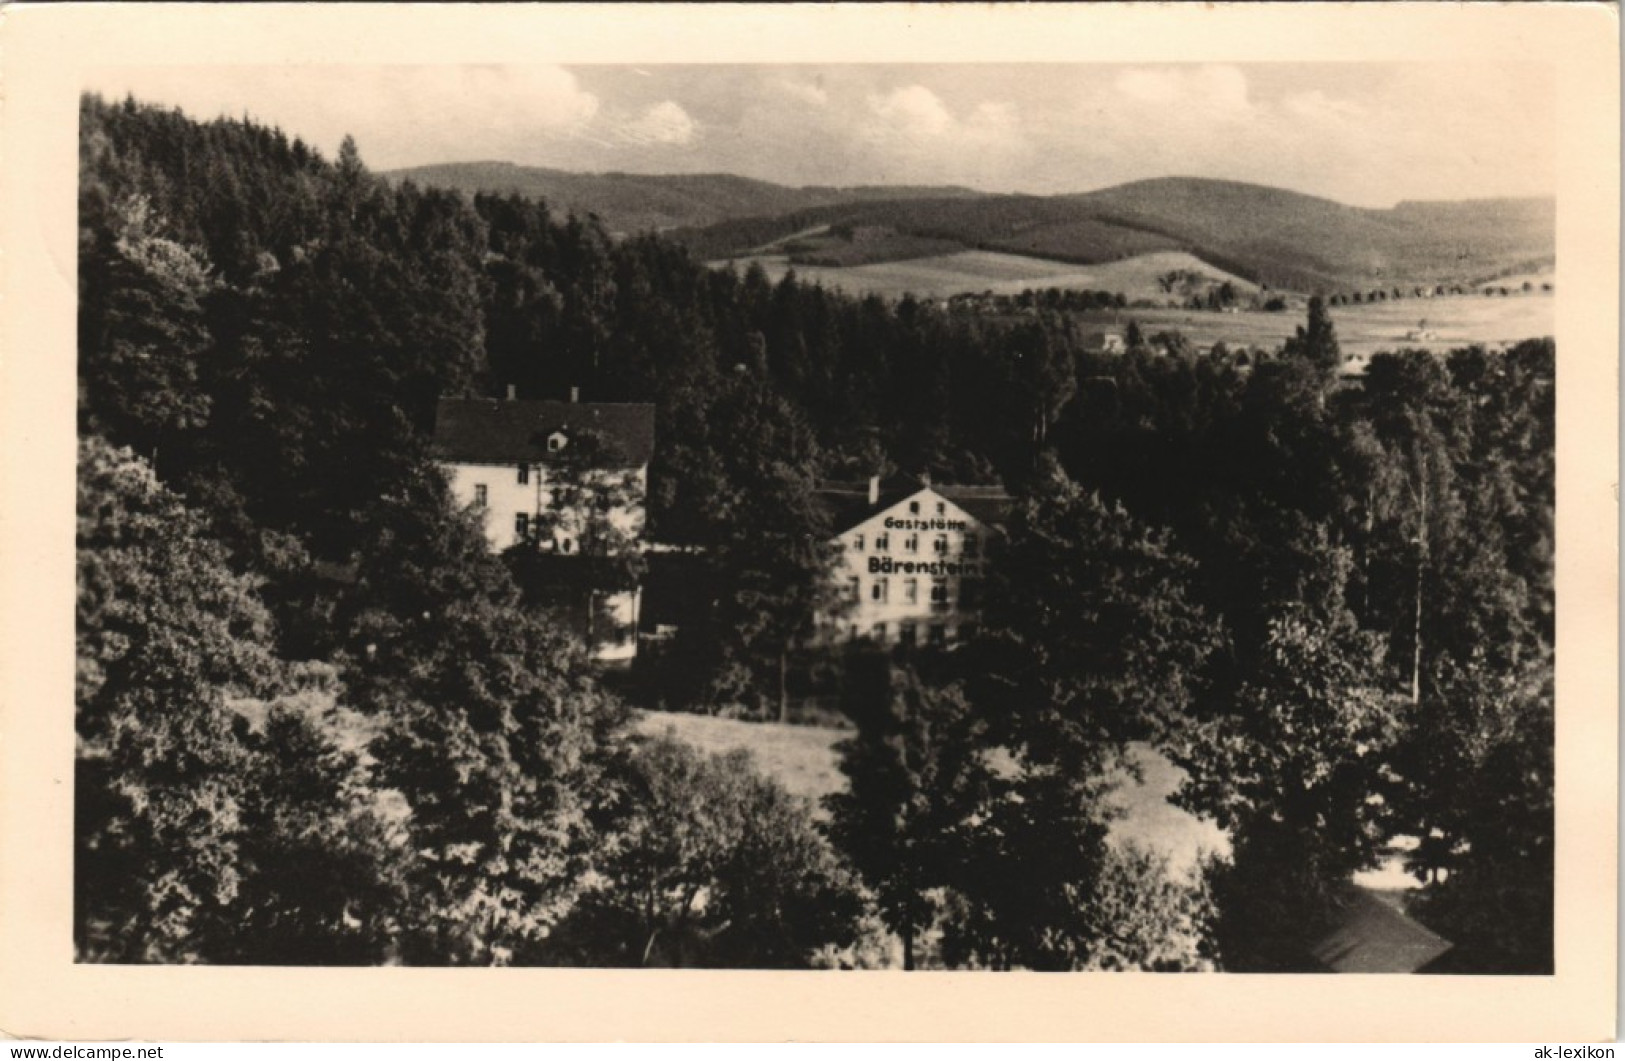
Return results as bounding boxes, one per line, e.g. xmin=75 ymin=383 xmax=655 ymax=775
xmin=432 ymin=398 xmax=656 ymax=467
xmin=1309 ymin=885 xmax=1452 ymax=974
xmin=816 ymin=476 xmax=1012 ymax=535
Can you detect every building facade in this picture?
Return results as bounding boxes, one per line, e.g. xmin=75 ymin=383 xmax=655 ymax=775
xmin=431 ymin=394 xmax=656 ymax=663
xmin=817 ymin=476 xmax=1010 ymax=650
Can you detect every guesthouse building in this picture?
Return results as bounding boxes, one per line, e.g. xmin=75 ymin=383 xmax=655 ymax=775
xmin=431 ymin=391 xmax=656 ymax=662
xmin=816 ymin=475 xmax=1011 ymax=650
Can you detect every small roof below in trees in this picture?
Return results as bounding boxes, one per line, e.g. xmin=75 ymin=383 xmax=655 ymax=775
xmin=432 ymin=397 xmax=656 ymax=467
xmin=1308 ymin=885 xmax=1452 ymax=974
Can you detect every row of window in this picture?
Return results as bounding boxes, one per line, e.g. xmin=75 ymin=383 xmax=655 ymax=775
xmin=850 ymin=621 xmax=976 ymax=646
xmin=850 ymin=532 xmax=980 ymax=556
xmin=846 ymin=576 xmax=977 ymax=607
xmin=473 ymin=453 xmax=565 ymax=497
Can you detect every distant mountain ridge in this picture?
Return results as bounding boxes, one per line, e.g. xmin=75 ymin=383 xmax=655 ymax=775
xmin=383 ymin=161 xmax=985 ymax=234
xmin=389 ymin=164 xmax=1554 ymax=294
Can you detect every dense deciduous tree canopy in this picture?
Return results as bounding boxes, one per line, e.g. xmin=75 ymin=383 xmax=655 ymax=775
xmin=548 ymin=735 xmax=863 ymax=968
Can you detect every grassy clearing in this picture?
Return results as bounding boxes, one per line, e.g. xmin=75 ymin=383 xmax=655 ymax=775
xmin=726 ymin=249 xmax=1254 ymax=303
xmin=1103 ymin=745 xmax=1230 ymax=875
xmin=631 ymin=710 xmax=851 ymax=807
xmin=630 ymin=710 xmax=1228 ymax=873
xmin=724 ymin=246 xmax=1551 ymax=354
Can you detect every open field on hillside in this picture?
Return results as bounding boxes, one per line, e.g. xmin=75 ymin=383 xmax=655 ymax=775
xmin=1081 ymin=293 xmax=1554 ymax=357
xmin=723 ymin=249 xmax=1256 ymax=303
xmin=632 ymin=710 xmax=852 ymax=805
xmin=631 ymin=710 xmax=1228 ymax=874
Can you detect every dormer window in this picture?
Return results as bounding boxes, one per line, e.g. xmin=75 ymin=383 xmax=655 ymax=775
xmin=547 ymin=431 xmax=569 ymax=453
xmin=909 ymin=501 xmax=920 ymax=515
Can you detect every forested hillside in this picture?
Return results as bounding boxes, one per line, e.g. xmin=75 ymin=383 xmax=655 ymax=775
xmin=384 ymin=161 xmax=983 ymax=235
xmin=77 ymin=93 xmax=1555 ymax=972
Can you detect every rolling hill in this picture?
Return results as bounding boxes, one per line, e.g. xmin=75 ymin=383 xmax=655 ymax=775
xmin=676 ymin=177 xmax=1554 ymax=295
xmin=1059 ymin=178 xmax=1555 ymax=293
xmin=382 ymin=161 xmax=983 ymax=235
xmin=389 ymin=164 xmax=1554 ymax=296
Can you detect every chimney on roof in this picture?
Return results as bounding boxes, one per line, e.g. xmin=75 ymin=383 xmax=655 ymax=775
xmin=867 ymin=475 xmax=880 ymax=506
xmin=570 ymin=386 xmax=580 ymax=404
xmin=505 ymin=383 xmax=517 ymax=401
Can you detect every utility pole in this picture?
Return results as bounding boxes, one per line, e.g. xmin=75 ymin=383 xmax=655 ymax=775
xmin=1410 ymin=444 xmax=1429 ymax=707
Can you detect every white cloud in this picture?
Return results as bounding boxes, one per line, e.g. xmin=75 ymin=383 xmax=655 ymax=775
xmin=868 ymin=85 xmax=957 ymax=140
xmin=1283 ymin=89 xmax=1366 ymax=124
xmin=85 ymin=64 xmax=604 ymax=168
xmin=86 ymin=64 xmax=1554 ymax=205
xmin=967 ymin=101 xmax=1019 ymax=137
xmin=453 ymin=65 xmax=601 ymax=131
xmin=845 ymin=86 xmax=1028 ymax=187
xmin=1111 ymin=65 xmax=1252 ymax=119
xmin=616 ymin=100 xmax=697 ymax=146
xmin=772 ymin=77 xmax=829 ymax=107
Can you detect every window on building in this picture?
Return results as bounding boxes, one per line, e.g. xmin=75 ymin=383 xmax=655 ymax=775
xmin=517 ymin=463 xmax=530 ymax=485
xmin=558 ymin=536 xmax=576 ymax=555
xmin=872 ymin=622 xmax=889 ymax=642
xmin=872 ymin=578 xmax=889 ymax=603
xmin=934 ymin=535 xmax=949 ymax=555
xmin=514 ymin=513 xmax=530 ymax=540
xmin=875 ymin=533 xmax=890 ymax=552
xmin=909 ymin=500 xmax=920 ymax=515
xmin=936 ymin=501 xmax=946 ymax=516
xmin=852 ymin=533 xmax=865 ymax=552
xmin=929 ymin=623 xmax=948 ymax=646
xmin=903 ymin=578 xmax=919 ymax=604
xmin=904 ymin=534 xmax=919 ymax=553
xmin=931 ymin=579 xmax=949 ymax=604
xmin=846 ymin=577 xmax=861 ymax=602
xmin=899 ymin=622 xmax=918 ymax=647
xmin=548 ymin=432 xmax=568 ymax=452
xmin=473 ymin=484 xmax=488 ymax=507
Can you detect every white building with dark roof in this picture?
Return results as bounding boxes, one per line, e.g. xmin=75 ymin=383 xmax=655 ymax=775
xmin=431 ymin=392 xmax=656 ymax=662
xmin=816 ymin=475 xmax=1010 ymax=650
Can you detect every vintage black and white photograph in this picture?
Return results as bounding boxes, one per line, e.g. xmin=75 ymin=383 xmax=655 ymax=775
xmin=71 ymin=54 xmax=1560 ymax=978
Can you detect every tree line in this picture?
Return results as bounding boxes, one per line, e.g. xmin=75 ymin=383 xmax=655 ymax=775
xmin=76 ymin=93 xmax=1553 ymax=971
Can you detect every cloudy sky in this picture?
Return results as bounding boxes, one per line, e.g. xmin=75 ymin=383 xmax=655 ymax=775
xmin=86 ymin=64 xmax=1554 ymax=207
